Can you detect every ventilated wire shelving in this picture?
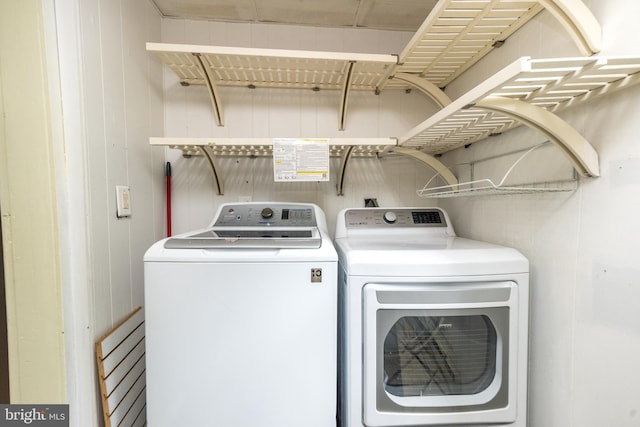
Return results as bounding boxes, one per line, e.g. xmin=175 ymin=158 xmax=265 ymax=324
xmin=416 ymin=142 xmax=578 ymax=198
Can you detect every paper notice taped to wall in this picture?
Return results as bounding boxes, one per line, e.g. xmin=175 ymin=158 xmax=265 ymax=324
xmin=273 ymin=138 xmax=330 ymax=182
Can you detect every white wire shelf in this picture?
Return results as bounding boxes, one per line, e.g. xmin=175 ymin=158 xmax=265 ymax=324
xmin=400 ymin=55 xmax=640 ymax=178
xmin=146 ymin=42 xmax=397 ymax=91
xmin=150 ymin=137 xmax=396 ymax=157
xmin=151 ymin=137 xmax=398 ymax=197
xmin=401 ymin=56 xmax=640 ymax=153
xmin=417 ymin=179 xmax=578 ymax=198
xmin=416 ymin=142 xmax=578 ymax=198
xmin=384 ymin=0 xmax=545 ymax=90
xmin=147 ymin=42 xmax=398 ymax=129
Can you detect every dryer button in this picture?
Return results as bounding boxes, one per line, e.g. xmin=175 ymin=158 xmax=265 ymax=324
xmin=383 ymin=211 xmax=397 ymax=224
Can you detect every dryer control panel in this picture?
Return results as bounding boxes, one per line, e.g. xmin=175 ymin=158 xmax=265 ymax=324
xmin=344 ymin=208 xmax=447 ymax=228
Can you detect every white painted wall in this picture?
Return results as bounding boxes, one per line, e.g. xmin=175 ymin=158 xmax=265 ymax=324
xmin=51 ymin=0 xmax=164 ymax=425
xmin=159 ymin=1 xmax=640 ymax=426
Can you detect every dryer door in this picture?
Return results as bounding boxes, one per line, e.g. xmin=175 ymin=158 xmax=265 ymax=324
xmin=362 ymin=282 xmax=519 ymax=426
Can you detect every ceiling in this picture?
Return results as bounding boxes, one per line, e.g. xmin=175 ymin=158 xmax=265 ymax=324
xmin=151 ymin=0 xmax=439 ymax=32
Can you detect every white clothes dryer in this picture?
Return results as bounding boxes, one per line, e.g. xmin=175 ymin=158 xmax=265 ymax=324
xmin=144 ymin=202 xmax=337 ymax=427
xmin=334 ymin=207 xmax=529 ymax=427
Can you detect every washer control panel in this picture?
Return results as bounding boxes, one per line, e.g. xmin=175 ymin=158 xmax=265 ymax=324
xmin=213 ymin=203 xmax=316 ymax=227
xmin=344 ymin=208 xmax=446 ymax=228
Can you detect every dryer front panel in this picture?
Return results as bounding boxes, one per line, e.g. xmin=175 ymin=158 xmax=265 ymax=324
xmin=362 ymin=281 xmax=519 ymax=426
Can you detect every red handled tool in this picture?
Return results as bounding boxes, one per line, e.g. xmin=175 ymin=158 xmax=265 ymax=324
xmin=166 ymin=162 xmax=172 ymax=237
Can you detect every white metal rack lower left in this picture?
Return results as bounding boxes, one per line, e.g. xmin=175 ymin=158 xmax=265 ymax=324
xmin=150 ymin=137 xmax=404 ymax=196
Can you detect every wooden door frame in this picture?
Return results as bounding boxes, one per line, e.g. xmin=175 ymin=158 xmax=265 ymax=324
xmin=0 ymin=216 xmax=9 ymax=403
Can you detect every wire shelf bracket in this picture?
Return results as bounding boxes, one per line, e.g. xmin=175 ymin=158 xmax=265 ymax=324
xmin=389 ymin=73 xmax=452 ymax=108
xmin=475 ymin=96 xmax=599 ymax=177
xmin=382 ymin=147 xmax=458 ymax=188
xmin=538 ymin=0 xmax=602 ymax=56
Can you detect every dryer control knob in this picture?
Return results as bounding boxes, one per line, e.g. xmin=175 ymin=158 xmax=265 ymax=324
xmin=261 ymin=207 xmax=274 ymax=219
xmin=383 ymin=211 xmax=397 ymax=224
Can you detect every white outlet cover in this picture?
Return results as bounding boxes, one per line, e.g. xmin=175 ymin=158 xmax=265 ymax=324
xmin=116 ymin=185 xmax=131 ymax=218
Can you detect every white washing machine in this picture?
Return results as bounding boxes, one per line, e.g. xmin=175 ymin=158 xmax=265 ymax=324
xmin=334 ymin=207 xmax=529 ymax=427
xmin=144 ymin=202 xmax=338 ymax=427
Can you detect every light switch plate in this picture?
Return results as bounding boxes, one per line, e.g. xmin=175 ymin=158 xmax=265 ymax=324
xmin=116 ymin=185 xmax=132 ymax=218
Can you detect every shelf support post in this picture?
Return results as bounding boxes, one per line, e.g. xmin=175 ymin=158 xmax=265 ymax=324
xmin=391 ymin=73 xmax=452 ymax=108
xmin=193 ymin=53 xmax=225 ymax=127
xmin=198 ymin=145 xmax=224 ymax=195
xmin=475 ymin=96 xmax=599 ymax=177
xmin=339 ymin=61 xmax=356 ymax=131
xmin=336 ymin=146 xmax=355 ymax=196
xmin=387 ymin=147 xmax=458 ymax=188
xmin=537 ymin=0 xmax=602 ymax=55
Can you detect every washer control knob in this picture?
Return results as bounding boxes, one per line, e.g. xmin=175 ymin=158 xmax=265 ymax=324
xmin=383 ymin=211 xmax=397 ymax=224
xmin=261 ymin=207 xmax=274 ymax=219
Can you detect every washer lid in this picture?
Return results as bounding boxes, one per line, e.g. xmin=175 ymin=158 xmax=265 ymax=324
xmin=164 ymin=226 xmax=322 ymax=249
xmin=164 ymin=202 xmax=325 ymax=249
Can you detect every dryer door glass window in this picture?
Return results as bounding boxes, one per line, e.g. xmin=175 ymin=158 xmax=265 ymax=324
xmin=373 ymin=307 xmax=510 ymax=410
xmin=383 ymin=315 xmax=496 ymax=397
xmin=364 ymin=283 xmax=517 ymax=422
